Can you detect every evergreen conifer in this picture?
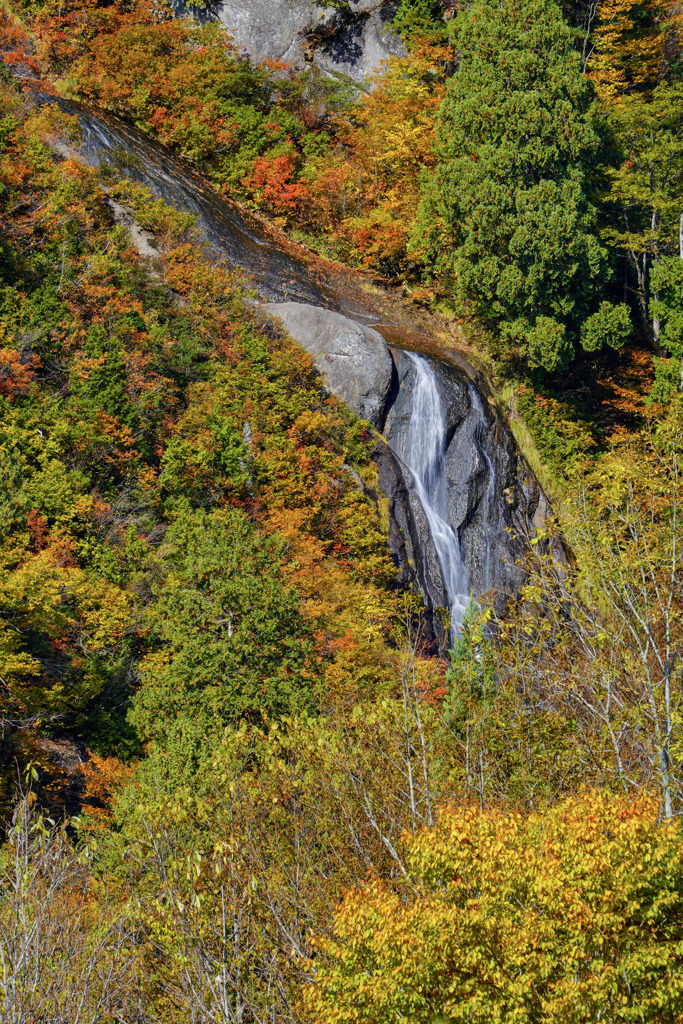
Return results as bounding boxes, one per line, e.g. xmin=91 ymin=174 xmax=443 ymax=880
xmin=415 ymin=0 xmax=630 ymax=371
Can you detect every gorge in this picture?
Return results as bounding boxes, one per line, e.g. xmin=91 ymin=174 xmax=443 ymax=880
xmin=42 ymin=94 xmax=559 ymax=636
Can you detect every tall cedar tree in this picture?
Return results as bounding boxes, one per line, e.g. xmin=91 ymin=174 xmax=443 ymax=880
xmin=416 ymin=0 xmax=631 ymax=371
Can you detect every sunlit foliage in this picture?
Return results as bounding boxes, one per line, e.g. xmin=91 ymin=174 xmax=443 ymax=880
xmin=307 ymin=791 xmax=683 ymax=1023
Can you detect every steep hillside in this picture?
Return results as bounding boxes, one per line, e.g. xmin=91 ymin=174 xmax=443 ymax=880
xmin=2 ymin=1 xmax=683 ymax=1021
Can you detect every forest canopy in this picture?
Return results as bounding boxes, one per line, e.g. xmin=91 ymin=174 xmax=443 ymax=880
xmin=1 ymin=0 xmax=683 ymax=1020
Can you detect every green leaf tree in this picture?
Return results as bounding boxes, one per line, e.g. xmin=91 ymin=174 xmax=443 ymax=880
xmin=650 ymin=255 xmax=683 ymax=393
xmin=129 ymin=508 xmax=319 ymax=782
xmin=604 ymin=85 xmax=683 ymax=341
xmin=70 ymin=323 xmax=137 ymax=429
xmin=415 ymin=0 xmax=630 ymax=371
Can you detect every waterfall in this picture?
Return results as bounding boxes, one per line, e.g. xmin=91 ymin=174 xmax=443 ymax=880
xmin=403 ymin=353 xmax=471 ymax=633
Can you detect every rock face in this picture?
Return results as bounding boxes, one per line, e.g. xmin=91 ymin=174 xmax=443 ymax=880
xmin=380 ymin=351 xmax=564 ymax=627
xmin=44 ymin=94 xmax=560 ymax=639
xmin=106 ymin=199 xmax=159 ymax=263
xmin=265 ymin=301 xmax=395 ymax=428
xmin=187 ymin=0 xmax=405 ymax=81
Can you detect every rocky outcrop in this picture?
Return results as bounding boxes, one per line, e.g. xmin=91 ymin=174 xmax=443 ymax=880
xmin=106 ymin=199 xmax=160 ymax=263
xmin=265 ymin=303 xmax=562 ymax=622
xmin=265 ymin=301 xmax=394 ymax=428
xmin=190 ymin=0 xmax=406 ymax=82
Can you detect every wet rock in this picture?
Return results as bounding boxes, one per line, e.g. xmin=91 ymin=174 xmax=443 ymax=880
xmin=186 ymin=0 xmax=406 ymax=82
xmin=372 ymin=441 xmax=419 ymax=587
xmin=379 ymin=352 xmax=566 ymax=623
xmin=373 ymin=439 xmax=451 ymax=642
xmin=265 ymin=301 xmax=394 ymax=428
xmin=383 ymin=349 xmax=471 ymax=452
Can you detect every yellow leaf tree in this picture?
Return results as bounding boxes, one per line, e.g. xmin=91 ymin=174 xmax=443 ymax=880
xmin=306 ymin=790 xmax=683 ymax=1023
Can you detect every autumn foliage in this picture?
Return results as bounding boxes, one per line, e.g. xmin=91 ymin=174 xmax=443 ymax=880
xmin=308 ymin=791 xmax=683 ymax=1023
xmin=0 ymin=84 xmax=398 ymax=803
xmin=21 ymin=0 xmax=447 ymax=274
xmin=2 ymin=0 xmax=683 ymax=1020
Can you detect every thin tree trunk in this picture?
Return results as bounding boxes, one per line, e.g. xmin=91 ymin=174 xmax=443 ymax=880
xmin=633 ymin=249 xmax=648 ymax=329
xmin=679 ymin=213 xmax=683 ymax=389
xmin=659 ymin=734 xmax=674 ymax=820
xmin=652 ymin=210 xmax=661 ymax=346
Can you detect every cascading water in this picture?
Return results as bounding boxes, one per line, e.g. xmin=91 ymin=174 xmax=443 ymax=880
xmin=35 ymin=93 xmax=388 ymax=322
xmin=401 ymin=353 xmax=471 ymax=633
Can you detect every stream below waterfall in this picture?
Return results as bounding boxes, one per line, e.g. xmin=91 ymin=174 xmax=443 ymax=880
xmin=33 ymin=93 xmax=556 ymax=637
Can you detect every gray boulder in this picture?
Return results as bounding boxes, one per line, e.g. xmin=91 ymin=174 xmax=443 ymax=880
xmin=265 ymin=301 xmax=394 ymax=427
xmin=184 ymin=0 xmax=405 ymax=82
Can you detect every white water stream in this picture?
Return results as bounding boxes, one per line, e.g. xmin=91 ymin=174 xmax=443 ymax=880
xmin=403 ymin=353 xmax=471 ymax=633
